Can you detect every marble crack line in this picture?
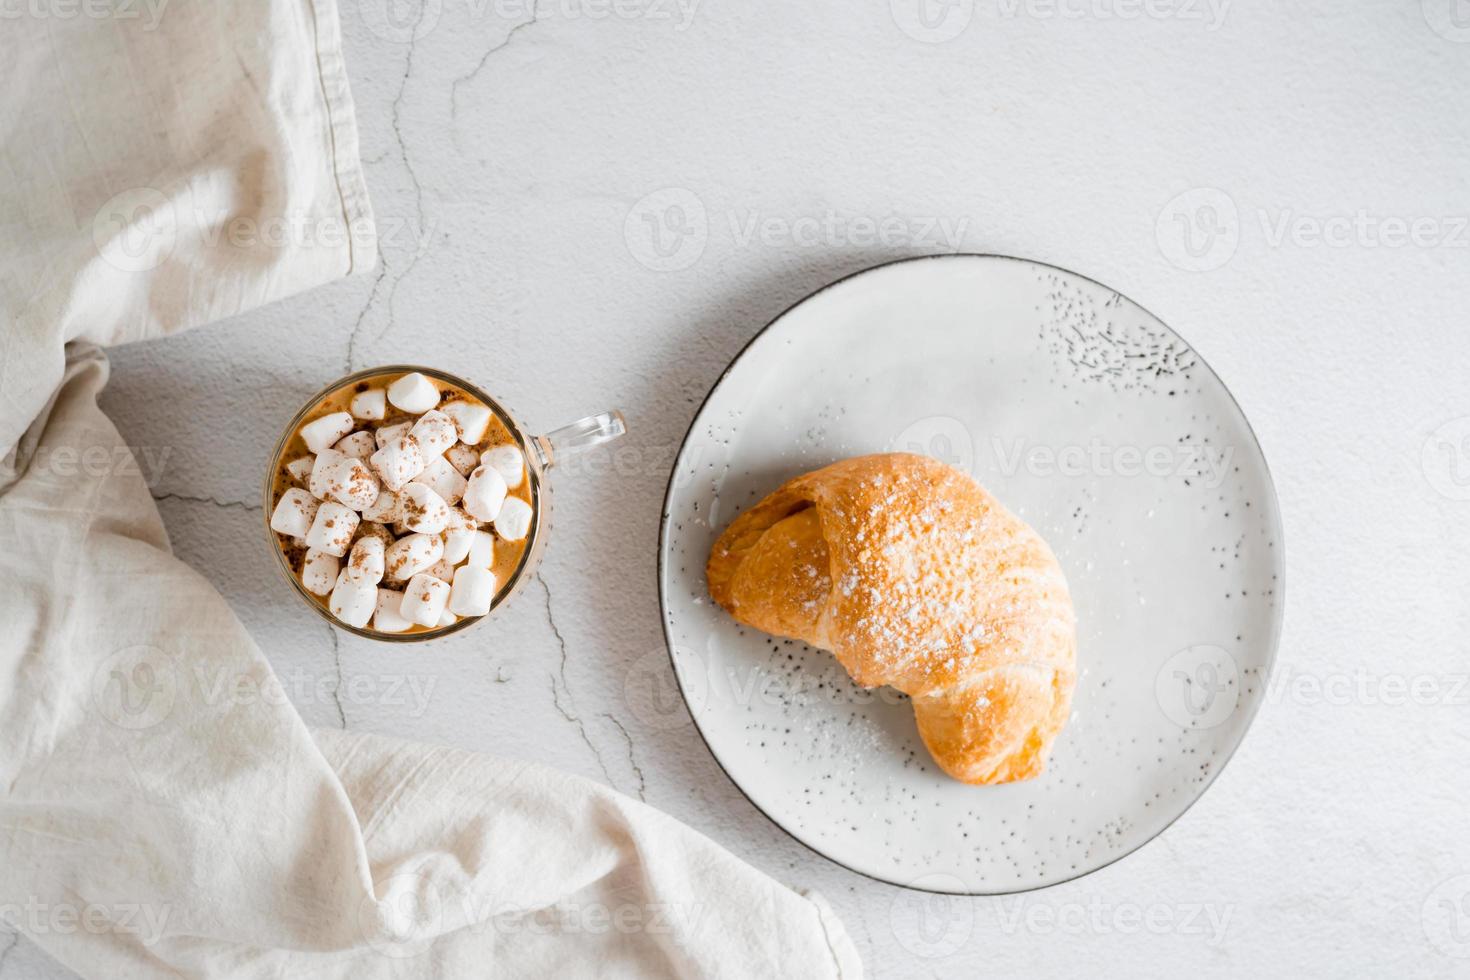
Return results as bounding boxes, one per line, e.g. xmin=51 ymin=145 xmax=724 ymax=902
xmin=600 ymin=711 xmax=646 ymax=801
xmin=450 ymin=3 xmax=544 ymax=129
xmin=345 ymin=244 xmax=389 ymax=373
xmin=375 ymin=243 xmax=429 ymax=348
xmin=537 ymin=573 xmax=619 ymax=790
xmin=325 ymin=624 xmax=347 ymax=729
xmin=357 ymin=31 xmax=435 ymax=355
xmin=0 ymin=929 xmax=18 ymax=975
xmin=391 ymin=35 xmax=426 ymax=239
xmin=152 ymin=491 xmax=262 ymax=513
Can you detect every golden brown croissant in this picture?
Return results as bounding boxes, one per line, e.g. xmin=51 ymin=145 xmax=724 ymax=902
xmin=707 ymin=453 xmax=1076 ymax=785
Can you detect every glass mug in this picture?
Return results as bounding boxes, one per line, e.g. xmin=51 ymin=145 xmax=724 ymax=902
xmin=263 ymin=364 xmax=626 ymax=641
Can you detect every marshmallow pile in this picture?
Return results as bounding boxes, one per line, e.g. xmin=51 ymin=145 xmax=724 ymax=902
xmin=270 ymin=372 xmax=532 ymax=632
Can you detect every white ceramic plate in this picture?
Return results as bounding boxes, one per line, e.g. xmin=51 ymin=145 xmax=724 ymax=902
xmin=658 ymin=255 xmax=1283 ymax=894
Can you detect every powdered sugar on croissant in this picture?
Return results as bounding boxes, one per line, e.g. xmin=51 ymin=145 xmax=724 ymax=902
xmin=707 ymin=453 xmax=1076 ymax=785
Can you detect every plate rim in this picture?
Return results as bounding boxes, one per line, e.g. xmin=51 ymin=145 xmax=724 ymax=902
xmin=655 ymin=251 xmax=1286 ymax=896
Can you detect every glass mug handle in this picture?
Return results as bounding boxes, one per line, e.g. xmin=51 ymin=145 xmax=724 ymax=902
xmin=529 ymin=410 xmax=627 ymax=470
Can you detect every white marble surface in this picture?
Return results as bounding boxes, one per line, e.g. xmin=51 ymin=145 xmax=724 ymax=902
xmin=6 ymin=1 xmax=1470 ymax=976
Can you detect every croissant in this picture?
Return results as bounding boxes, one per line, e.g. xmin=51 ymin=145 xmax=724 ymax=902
xmin=706 ymin=453 xmax=1076 ymax=785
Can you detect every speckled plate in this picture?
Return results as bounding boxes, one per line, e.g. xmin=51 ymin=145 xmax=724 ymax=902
xmin=657 ymin=254 xmax=1284 ymax=894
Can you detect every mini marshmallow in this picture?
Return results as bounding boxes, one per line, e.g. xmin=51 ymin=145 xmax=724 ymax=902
xmin=285 ymin=455 xmax=315 ymax=483
xmin=384 ymin=533 xmax=443 ymax=582
xmin=351 ymin=387 xmax=387 ymax=421
xmin=466 ymin=529 xmax=495 ymax=570
xmin=330 ymin=456 xmax=381 ymax=511
xmin=356 ymin=520 xmax=395 ymax=546
xmin=410 ymin=410 xmax=458 ymax=459
xmin=437 ymin=609 xmax=458 ymax=628
xmin=412 ymin=456 xmax=467 ymax=506
xmin=309 ymin=448 xmax=350 ymax=500
xmin=329 ymin=571 xmax=376 ymax=628
xmin=444 ymin=443 xmax=481 ymax=477
xmin=426 ymin=557 xmax=457 ymax=582
xmin=448 ymin=565 xmax=496 ymax=618
xmin=495 ymin=497 xmax=534 ymax=542
xmin=361 ymin=488 xmax=400 ymax=524
xmin=308 ymin=450 xmax=360 ymax=506
xmin=301 ymin=411 xmax=354 ymax=455
xmin=387 ymin=372 xmax=440 ymax=414
xmin=305 ymin=501 xmax=359 ymax=557
xmin=370 ymin=434 xmax=427 ymax=492
xmin=345 ymin=535 xmax=385 ymax=585
xmin=401 ymin=573 xmax=451 ymax=627
xmin=441 ymin=399 xmax=492 ymax=445
xmin=398 ymin=482 xmax=451 ymax=534
xmin=446 ymin=506 xmax=477 ymax=532
xmin=481 ymin=443 xmax=525 ymax=489
xmin=462 ymin=463 xmax=508 ymax=523
xmin=442 ymin=528 xmax=475 ymax=564
xmin=376 ymin=421 xmax=410 ymax=450
xmin=270 ymin=488 xmax=320 ymax=538
xmin=334 ymin=430 xmax=376 ymax=460
xmin=373 ymin=589 xmax=413 ymax=633
xmin=301 ymin=548 xmax=340 ymax=596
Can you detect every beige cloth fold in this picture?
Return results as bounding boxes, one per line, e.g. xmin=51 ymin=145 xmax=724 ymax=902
xmin=0 ymin=4 xmax=860 ymax=977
